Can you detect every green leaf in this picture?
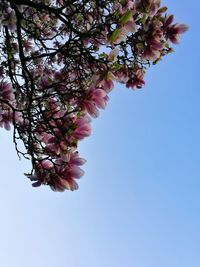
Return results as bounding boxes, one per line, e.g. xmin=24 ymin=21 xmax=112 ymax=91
xmin=136 ymin=43 xmax=144 ymax=49
xmin=119 ymin=11 xmax=132 ymax=24
xmin=114 ymin=10 xmax=119 ymax=19
xmin=99 ymin=52 xmax=108 ymax=59
xmin=8 ymin=52 xmax=12 ymax=60
xmin=94 ymin=46 xmax=99 ymax=51
xmin=110 ymin=28 xmax=121 ymax=43
xmin=111 ymin=62 xmax=121 ymax=71
xmin=165 ymin=43 xmax=169 ymax=48
xmin=120 ymin=0 xmax=126 ymax=6
xmin=141 ymin=13 xmax=148 ymax=25
xmin=158 ymin=6 xmax=168 ymax=13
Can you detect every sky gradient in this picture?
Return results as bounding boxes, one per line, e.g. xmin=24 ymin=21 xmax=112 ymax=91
xmin=0 ymin=1 xmax=200 ymax=266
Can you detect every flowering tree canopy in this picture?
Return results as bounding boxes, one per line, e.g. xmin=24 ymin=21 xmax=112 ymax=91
xmin=0 ymin=0 xmax=187 ymax=192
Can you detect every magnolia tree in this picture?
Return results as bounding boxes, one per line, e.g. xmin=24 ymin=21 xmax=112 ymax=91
xmin=0 ymin=0 xmax=187 ymax=191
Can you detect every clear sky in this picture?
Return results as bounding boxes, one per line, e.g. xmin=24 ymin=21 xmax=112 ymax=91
xmin=0 ymin=1 xmax=199 ymax=267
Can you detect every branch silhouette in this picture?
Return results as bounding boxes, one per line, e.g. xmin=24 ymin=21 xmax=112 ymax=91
xmin=0 ymin=0 xmax=187 ymax=191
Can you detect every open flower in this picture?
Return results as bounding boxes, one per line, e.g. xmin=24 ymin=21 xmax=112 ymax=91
xmin=0 ymin=81 xmax=15 ymax=102
xmin=71 ymin=115 xmax=91 ymax=140
xmin=126 ymin=69 xmax=145 ymax=89
xmin=82 ymin=87 xmax=108 ymax=118
xmin=0 ymin=109 xmax=13 ymax=130
xmin=164 ymin=15 xmax=188 ymax=44
xmin=167 ymin=23 xmax=188 ymax=44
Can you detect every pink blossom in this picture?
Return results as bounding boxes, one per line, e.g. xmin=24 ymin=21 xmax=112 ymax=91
xmin=69 ymin=152 xmax=86 ymax=166
xmin=23 ymin=40 xmax=33 ymax=53
xmin=41 ymin=160 xmax=54 ymax=170
xmin=135 ymin=0 xmax=160 ymax=17
xmin=2 ymin=8 xmax=16 ymax=32
xmin=141 ymin=47 xmax=161 ymax=61
xmin=0 ymin=82 xmax=15 ymax=102
xmin=115 ymin=69 xmax=129 ymax=83
xmin=126 ymin=69 xmax=145 ymax=89
xmin=82 ymin=99 xmax=99 ymax=118
xmin=52 ymin=177 xmax=78 ymax=192
xmin=165 ymin=15 xmax=174 ymax=27
xmin=0 ymin=109 xmax=13 ymax=130
xmin=71 ymin=116 xmax=91 ymax=140
xmin=68 ymin=165 xmax=85 ymax=178
xmin=108 ymin=48 xmax=119 ymax=62
xmin=98 ymin=73 xmax=114 ymax=93
xmin=91 ymin=89 xmax=108 ymax=109
xmin=167 ymin=23 xmax=188 ymax=44
xmin=47 ymin=152 xmax=86 ymax=191
xmin=26 ymin=174 xmax=42 ymax=187
xmin=52 ymin=178 xmax=71 ymax=191
xmin=110 ymin=27 xmax=129 ymax=45
xmin=0 ymin=0 xmax=187 ymax=192
xmin=124 ymin=20 xmax=137 ymax=33
xmin=82 ymin=88 xmax=108 ymax=118
xmin=14 ymin=111 xmax=23 ymax=125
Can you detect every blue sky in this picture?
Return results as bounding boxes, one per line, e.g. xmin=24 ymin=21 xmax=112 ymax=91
xmin=0 ymin=1 xmax=199 ymax=266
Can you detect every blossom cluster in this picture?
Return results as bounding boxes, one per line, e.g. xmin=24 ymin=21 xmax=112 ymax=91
xmin=0 ymin=0 xmax=187 ymax=191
